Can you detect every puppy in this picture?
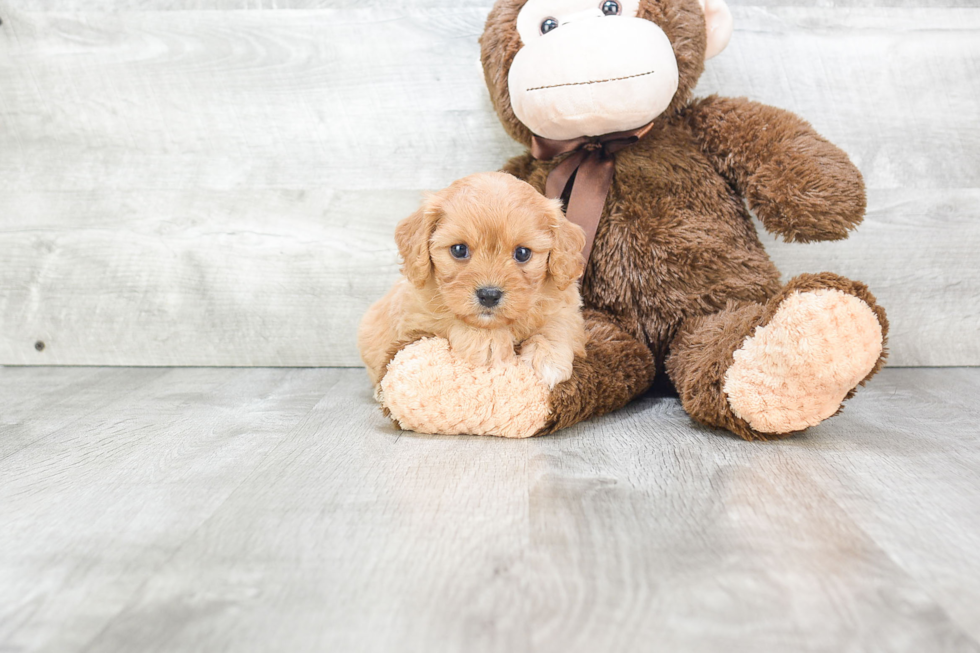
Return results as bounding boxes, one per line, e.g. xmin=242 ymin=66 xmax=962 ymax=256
xmin=358 ymin=172 xmax=587 ymax=389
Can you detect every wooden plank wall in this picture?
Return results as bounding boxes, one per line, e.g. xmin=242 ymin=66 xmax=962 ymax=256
xmin=0 ymin=1 xmax=977 ymax=366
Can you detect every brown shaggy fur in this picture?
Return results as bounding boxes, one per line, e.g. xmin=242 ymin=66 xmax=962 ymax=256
xmin=382 ymin=0 xmax=888 ymax=439
xmin=483 ymin=0 xmax=887 ymax=439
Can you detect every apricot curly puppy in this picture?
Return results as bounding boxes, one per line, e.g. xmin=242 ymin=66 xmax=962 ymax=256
xmin=359 ymin=172 xmax=587 ymax=389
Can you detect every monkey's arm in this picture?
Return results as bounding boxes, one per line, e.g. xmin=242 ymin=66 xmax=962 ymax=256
xmin=685 ymin=95 xmax=866 ymax=243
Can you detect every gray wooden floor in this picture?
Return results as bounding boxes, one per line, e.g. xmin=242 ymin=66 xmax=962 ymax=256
xmin=1 ymin=367 xmax=979 ymax=652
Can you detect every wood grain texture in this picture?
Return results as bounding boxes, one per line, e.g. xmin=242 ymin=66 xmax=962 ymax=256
xmin=2 ymin=366 xmax=980 ymax=652
xmin=0 ymin=367 xmax=339 ymax=652
xmin=7 ymin=0 xmax=980 ymax=10
xmin=0 ymin=6 xmax=517 ymax=191
xmin=0 ymin=189 xmax=976 ymax=367
xmin=0 ymin=4 xmax=977 ymax=365
xmin=0 ymin=367 xmax=170 ymax=459
xmin=0 ymin=189 xmax=413 ymax=366
xmin=1 ymin=6 xmax=977 ymax=191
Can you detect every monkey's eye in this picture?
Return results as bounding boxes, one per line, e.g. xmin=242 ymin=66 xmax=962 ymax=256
xmin=540 ymin=18 xmax=558 ymax=34
xmin=450 ymin=244 xmax=470 ymax=260
xmin=601 ymin=0 xmax=621 ymax=15
xmin=514 ymin=246 xmax=532 ymax=263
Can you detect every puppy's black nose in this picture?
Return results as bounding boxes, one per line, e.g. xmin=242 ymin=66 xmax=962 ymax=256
xmin=476 ymin=286 xmax=503 ymax=308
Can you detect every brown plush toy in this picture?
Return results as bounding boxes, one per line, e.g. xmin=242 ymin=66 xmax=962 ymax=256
xmin=377 ymin=0 xmax=888 ymax=440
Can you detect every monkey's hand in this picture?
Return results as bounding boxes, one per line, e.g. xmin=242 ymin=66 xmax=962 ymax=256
xmin=687 ymin=95 xmax=866 ymax=243
xmin=377 ymin=337 xmax=550 ymax=438
xmin=375 ymin=310 xmax=655 ymax=437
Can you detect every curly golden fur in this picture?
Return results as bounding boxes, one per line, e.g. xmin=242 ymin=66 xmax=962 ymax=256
xmin=359 ymin=172 xmax=587 ymax=390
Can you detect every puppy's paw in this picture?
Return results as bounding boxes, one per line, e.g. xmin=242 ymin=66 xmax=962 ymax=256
xmin=449 ymin=327 xmax=516 ymax=367
xmin=520 ymin=336 xmax=574 ymax=389
xmin=451 ymin=340 xmax=493 ymax=368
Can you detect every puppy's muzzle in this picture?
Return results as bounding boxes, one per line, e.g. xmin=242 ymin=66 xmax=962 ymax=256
xmin=475 ymin=286 xmax=504 ymax=308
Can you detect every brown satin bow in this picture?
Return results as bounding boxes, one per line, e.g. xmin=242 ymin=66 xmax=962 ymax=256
xmin=531 ymin=122 xmax=654 ymax=264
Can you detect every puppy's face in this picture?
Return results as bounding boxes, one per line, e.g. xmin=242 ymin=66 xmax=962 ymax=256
xmin=395 ymin=172 xmax=585 ymax=329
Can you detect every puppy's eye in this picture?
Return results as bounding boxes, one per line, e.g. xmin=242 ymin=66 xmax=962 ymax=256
xmin=540 ymin=18 xmax=558 ymax=34
xmin=601 ymin=0 xmax=621 ymax=15
xmin=514 ymin=246 xmax=532 ymax=263
xmin=450 ymin=244 xmax=469 ymax=260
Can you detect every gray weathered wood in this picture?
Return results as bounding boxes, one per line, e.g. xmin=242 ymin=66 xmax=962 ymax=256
xmin=8 ymin=0 xmax=980 ymax=11
xmin=0 ymin=189 xmax=976 ymax=366
xmin=0 ymin=367 xmax=340 ymax=652
xmin=0 ymin=367 xmax=170 ymax=459
xmin=0 ymin=5 xmax=977 ymax=366
xmin=0 ymin=6 xmax=517 ymax=192
xmin=1 ymin=6 xmax=976 ymax=191
xmin=0 ymin=189 xmax=412 ymax=366
xmin=2 ymin=366 xmax=980 ymax=651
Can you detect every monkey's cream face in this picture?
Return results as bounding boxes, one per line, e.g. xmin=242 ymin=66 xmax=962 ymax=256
xmin=508 ymin=0 xmax=679 ymax=140
xmin=508 ymin=0 xmax=733 ymax=141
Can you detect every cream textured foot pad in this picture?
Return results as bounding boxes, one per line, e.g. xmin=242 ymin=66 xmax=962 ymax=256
xmin=379 ymin=338 xmax=551 ymax=438
xmin=723 ymin=289 xmax=883 ymax=434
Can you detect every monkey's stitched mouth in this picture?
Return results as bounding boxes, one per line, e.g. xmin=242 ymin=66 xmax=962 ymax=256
xmin=526 ymin=69 xmax=656 ymax=92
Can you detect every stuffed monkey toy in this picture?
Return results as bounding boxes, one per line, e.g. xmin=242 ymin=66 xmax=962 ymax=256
xmin=377 ymin=0 xmax=888 ymax=440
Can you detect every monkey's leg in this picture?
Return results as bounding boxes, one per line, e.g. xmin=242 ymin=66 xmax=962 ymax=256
xmin=666 ymin=273 xmax=888 ymax=440
xmin=377 ymin=310 xmax=655 ymax=437
xmin=536 ymin=309 xmax=657 ymax=434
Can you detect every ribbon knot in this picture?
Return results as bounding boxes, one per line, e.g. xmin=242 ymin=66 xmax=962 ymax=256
xmin=531 ymin=122 xmax=654 ymax=263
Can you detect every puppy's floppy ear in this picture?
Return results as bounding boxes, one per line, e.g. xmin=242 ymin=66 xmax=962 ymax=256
xmin=547 ymin=200 xmax=586 ymax=290
xmin=395 ymin=194 xmax=441 ymax=288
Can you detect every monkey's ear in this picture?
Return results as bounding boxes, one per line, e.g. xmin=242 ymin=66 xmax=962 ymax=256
xmin=547 ymin=200 xmax=586 ymax=291
xmin=699 ymin=0 xmax=733 ymax=60
xmin=395 ymin=196 xmax=441 ymax=288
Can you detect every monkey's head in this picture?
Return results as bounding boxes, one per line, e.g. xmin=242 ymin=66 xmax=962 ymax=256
xmin=480 ymin=0 xmax=733 ymax=144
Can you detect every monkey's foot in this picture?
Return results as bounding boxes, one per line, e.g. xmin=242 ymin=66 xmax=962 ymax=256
xmin=723 ymin=284 xmax=885 ymax=435
xmin=379 ymin=337 xmax=550 ymax=438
